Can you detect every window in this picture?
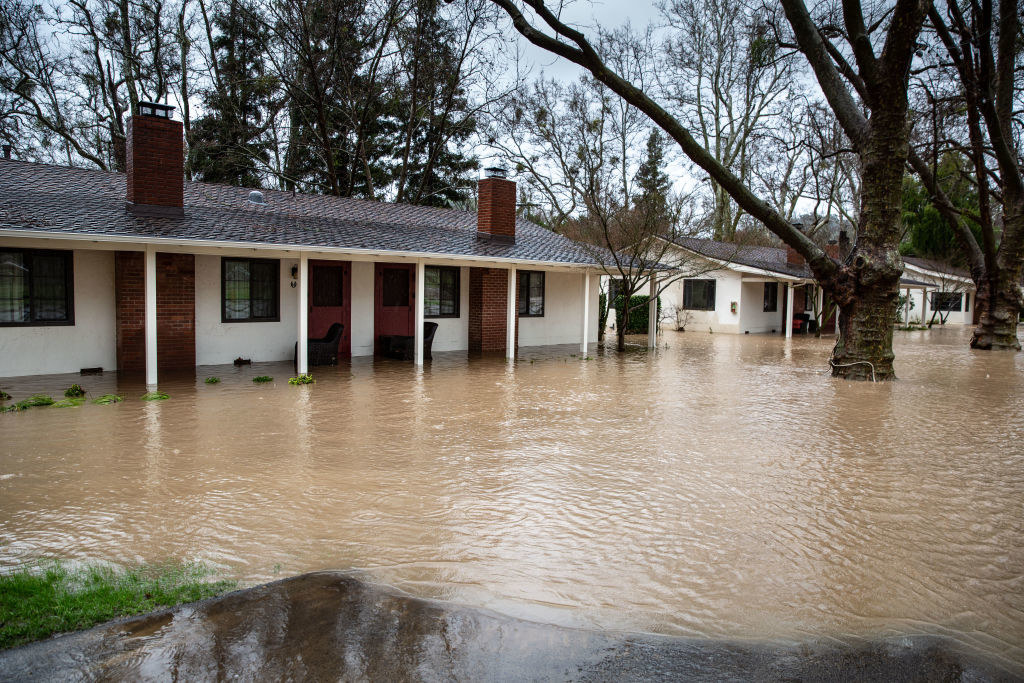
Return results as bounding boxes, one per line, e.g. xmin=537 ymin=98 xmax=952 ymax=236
xmin=683 ymin=279 xmax=716 ymax=311
xmin=763 ymin=282 xmax=778 ymax=312
xmin=312 ymin=266 xmax=343 ymax=307
xmin=222 ymin=258 xmax=279 ymax=322
xmin=931 ymin=291 xmax=963 ymax=312
xmin=381 ymin=267 xmax=410 ymax=307
xmin=608 ymin=278 xmax=627 ymax=304
xmin=424 ymin=266 xmax=460 ymax=317
xmin=0 ymin=249 xmax=74 ymax=326
xmin=518 ymin=270 xmax=545 ymax=316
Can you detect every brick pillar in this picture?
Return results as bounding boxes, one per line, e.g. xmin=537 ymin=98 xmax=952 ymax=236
xmin=469 ymin=267 xmax=518 ymax=352
xmin=115 ymin=251 xmax=146 ymax=372
xmin=156 ymin=253 xmax=195 ymax=370
xmin=115 ymin=251 xmax=195 ymax=372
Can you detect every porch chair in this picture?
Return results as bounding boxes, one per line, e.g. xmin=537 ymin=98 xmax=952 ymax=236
xmin=385 ymin=322 xmax=439 ymax=361
xmin=294 ymin=322 xmax=345 ymax=368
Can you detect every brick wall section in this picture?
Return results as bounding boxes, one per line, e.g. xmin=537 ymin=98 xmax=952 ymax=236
xmin=114 ymin=251 xmax=195 ymax=373
xmin=115 ymin=251 xmax=146 ymax=372
xmin=468 ymin=267 xmax=518 ymax=352
xmin=788 ymin=243 xmax=841 ymax=266
xmin=477 ymin=178 xmax=517 ymax=241
xmin=126 ymin=115 xmax=184 ymax=209
xmin=156 ymin=253 xmax=195 ymax=370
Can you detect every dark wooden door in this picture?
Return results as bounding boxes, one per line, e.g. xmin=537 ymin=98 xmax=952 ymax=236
xmin=309 ymin=261 xmax=351 ymax=357
xmin=374 ymin=263 xmax=415 ymax=353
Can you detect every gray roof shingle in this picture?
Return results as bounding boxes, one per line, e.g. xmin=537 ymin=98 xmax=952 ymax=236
xmin=0 ymin=160 xmax=599 ymax=266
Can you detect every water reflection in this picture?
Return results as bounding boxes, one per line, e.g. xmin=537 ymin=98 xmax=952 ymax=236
xmin=0 ymin=327 xmax=1021 ymax=672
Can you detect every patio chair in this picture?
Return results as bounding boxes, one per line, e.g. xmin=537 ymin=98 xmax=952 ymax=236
xmin=384 ymin=322 xmax=439 ymax=361
xmin=294 ymin=323 xmax=344 ymax=367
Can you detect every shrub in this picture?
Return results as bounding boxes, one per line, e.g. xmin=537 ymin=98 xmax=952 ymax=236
xmin=204 ymin=377 xmax=220 ymax=384
xmin=17 ymin=394 xmax=55 ymax=410
xmin=52 ymin=398 xmax=86 ymax=408
xmin=140 ymin=391 xmax=169 ymax=401
xmin=288 ymin=374 xmax=314 ymax=385
xmin=613 ymin=294 xmax=661 ymax=334
xmin=63 ymin=384 xmax=86 ymax=398
xmin=0 ymin=390 xmax=10 ymax=401
xmin=92 ymin=394 xmax=124 ymax=405
xmin=252 ymin=376 xmax=273 ymax=383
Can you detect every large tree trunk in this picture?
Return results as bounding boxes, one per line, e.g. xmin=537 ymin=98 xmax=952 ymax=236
xmin=972 ymin=268 xmax=1023 ymax=351
xmin=826 ymin=112 xmax=905 ymax=381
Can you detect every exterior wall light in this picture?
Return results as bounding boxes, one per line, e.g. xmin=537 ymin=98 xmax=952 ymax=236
xmin=730 ymin=301 xmax=737 ymax=314
xmin=290 ymin=264 xmax=298 ymax=288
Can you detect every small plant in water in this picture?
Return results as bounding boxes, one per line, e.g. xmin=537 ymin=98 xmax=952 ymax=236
xmin=252 ymin=376 xmax=273 ymax=383
xmin=18 ymin=394 xmax=55 ymax=409
xmin=140 ymin=391 xmax=169 ymax=401
xmin=288 ymin=374 xmax=314 ymax=385
xmin=204 ymin=377 xmax=220 ymax=384
xmin=53 ymin=397 xmax=86 ymax=408
xmin=92 ymin=394 xmax=124 ymax=405
xmin=63 ymin=384 xmax=86 ymax=398
xmin=0 ymin=389 xmax=10 ymax=401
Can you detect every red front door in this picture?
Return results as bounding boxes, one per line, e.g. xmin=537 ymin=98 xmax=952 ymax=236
xmin=309 ymin=260 xmax=351 ymax=357
xmin=374 ymin=263 xmax=415 ymax=353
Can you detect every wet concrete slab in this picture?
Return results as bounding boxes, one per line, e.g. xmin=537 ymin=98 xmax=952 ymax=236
xmin=0 ymin=572 xmax=1015 ymax=682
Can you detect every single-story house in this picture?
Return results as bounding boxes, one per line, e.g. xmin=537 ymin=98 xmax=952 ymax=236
xmin=0 ymin=103 xmax=601 ymax=383
xmin=621 ymin=237 xmax=970 ymax=336
xmin=900 ymin=257 xmax=976 ymax=325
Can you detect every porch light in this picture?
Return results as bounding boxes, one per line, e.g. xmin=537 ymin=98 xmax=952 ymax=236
xmin=138 ymin=101 xmax=175 ymax=119
xmin=290 ymin=264 xmax=298 ymax=288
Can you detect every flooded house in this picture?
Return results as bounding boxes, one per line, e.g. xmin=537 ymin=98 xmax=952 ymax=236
xmin=0 ymin=103 xmax=601 ymax=383
xmin=632 ymin=236 xmax=973 ymax=335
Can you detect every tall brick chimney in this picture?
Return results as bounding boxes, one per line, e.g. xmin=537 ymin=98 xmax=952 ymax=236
xmin=477 ymin=167 xmax=516 ymax=244
xmin=126 ymin=101 xmax=184 ymax=217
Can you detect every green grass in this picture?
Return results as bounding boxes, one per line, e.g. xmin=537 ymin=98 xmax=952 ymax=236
xmin=52 ymin=397 xmax=86 ymax=408
xmin=252 ymin=376 xmax=273 ymax=383
xmin=204 ymin=377 xmax=220 ymax=384
xmin=288 ymin=374 xmax=314 ymax=385
xmin=0 ymin=389 xmax=10 ymax=401
xmin=92 ymin=394 xmax=124 ymax=405
xmin=140 ymin=391 xmax=169 ymax=401
xmin=0 ymin=561 xmax=237 ymax=650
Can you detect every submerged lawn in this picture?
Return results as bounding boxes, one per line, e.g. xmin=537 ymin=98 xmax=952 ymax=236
xmin=0 ymin=561 xmax=237 ymax=649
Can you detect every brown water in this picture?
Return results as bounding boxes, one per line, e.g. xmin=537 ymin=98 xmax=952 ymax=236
xmin=2 ymin=327 xmax=1023 ymax=673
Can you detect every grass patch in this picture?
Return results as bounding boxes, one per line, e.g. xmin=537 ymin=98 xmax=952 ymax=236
xmin=140 ymin=391 xmax=169 ymax=401
xmin=92 ymin=394 xmax=124 ymax=405
xmin=52 ymin=397 xmax=86 ymax=408
xmin=0 ymin=561 xmax=237 ymax=650
xmin=63 ymin=384 xmax=86 ymax=398
xmin=288 ymin=374 xmax=314 ymax=385
xmin=252 ymin=376 xmax=273 ymax=383
xmin=7 ymin=394 xmax=56 ymax=412
xmin=0 ymin=390 xmax=10 ymax=401
xmin=204 ymin=377 xmax=220 ymax=384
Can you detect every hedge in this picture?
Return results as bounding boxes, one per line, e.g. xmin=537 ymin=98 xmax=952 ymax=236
xmin=613 ymin=294 xmax=661 ymax=334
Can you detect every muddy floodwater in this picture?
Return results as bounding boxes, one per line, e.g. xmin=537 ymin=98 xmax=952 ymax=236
xmin=2 ymin=326 xmax=1022 ymax=674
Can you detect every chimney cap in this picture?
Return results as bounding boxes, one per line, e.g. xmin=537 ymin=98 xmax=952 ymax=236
xmin=483 ymin=166 xmax=508 ymax=179
xmin=138 ymin=101 xmax=175 ymax=119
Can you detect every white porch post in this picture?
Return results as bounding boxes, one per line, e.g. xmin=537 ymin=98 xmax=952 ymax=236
xmin=580 ymin=270 xmax=590 ymax=353
xmin=904 ymin=287 xmax=910 ymax=325
xmin=785 ymin=282 xmax=794 ymax=338
xmin=920 ymin=287 xmax=929 ymax=325
xmin=144 ymin=246 xmax=158 ymax=387
xmin=506 ymin=267 xmax=516 ymax=360
xmin=647 ymin=273 xmax=658 ymax=349
xmin=414 ymin=260 xmax=425 ymax=366
xmin=297 ymin=252 xmax=309 ymax=374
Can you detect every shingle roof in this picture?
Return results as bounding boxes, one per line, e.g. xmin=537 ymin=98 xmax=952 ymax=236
xmin=0 ymin=160 xmax=599 ymax=266
xmin=903 ymin=256 xmax=970 ymax=279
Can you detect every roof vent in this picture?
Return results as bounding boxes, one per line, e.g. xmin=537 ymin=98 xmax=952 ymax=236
xmin=483 ymin=166 xmax=507 ymax=179
xmin=247 ymin=190 xmax=266 ymax=205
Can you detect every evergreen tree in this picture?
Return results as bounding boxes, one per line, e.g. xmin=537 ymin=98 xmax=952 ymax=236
xmin=633 ymin=129 xmax=672 ymax=231
xmin=189 ymin=0 xmax=277 ymax=187
xmin=901 ymin=154 xmax=982 ymax=262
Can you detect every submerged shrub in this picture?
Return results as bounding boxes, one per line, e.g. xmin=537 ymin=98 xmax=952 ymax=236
xmin=204 ymin=377 xmax=221 ymax=384
xmin=53 ymin=397 xmax=86 ymax=408
xmin=0 ymin=390 xmax=10 ymax=401
xmin=140 ymin=391 xmax=169 ymax=401
xmin=252 ymin=376 xmax=273 ymax=384
xmin=16 ymin=394 xmax=55 ymax=410
xmin=63 ymin=384 xmax=86 ymax=398
xmin=92 ymin=394 xmax=124 ymax=405
xmin=288 ymin=374 xmax=314 ymax=385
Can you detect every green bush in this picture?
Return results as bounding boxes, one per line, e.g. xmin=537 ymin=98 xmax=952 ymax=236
xmin=288 ymin=374 xmax=314 ymax=385
xmin=0 ymin=390 xmax=11 ymax=401
xmin=140 ymin=391 xmax=169 ymax=401
xmin=613 ymin=294 xmax=661 ymax=334
xmin=17 ymin=394 xmax=55 ymax=409
xmin=204 ymin=377 xmax=220 ymax=384
xmin=63 ymin=384 xmax=86 ymax=398
xmin=252 ymin=376 xmax=273 ymax=383
xmin=53 ymin=397 xmax=86 ymax=408
xmin=92 ymin=394 xmax=124 ymax=405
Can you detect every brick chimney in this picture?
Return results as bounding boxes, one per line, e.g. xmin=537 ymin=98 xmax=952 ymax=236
xmin=477 ymin=167 xmax=516 ymax=243
xmin=126 ymin=101 xmax=184 ymax=217
xmin=786 ymin=246 xmax=804 ymax=266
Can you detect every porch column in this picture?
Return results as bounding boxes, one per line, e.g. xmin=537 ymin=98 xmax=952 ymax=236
xmin=144 ymin=247 xmax=158 ymax=387
xmin=581 ymin=270 xmax=590 ymax=353
xmin=414 ymin=260 xmax=425 ymax=366
xmin=920 ymin=287 xmax=929 ymax=326
xmin=785 ymin=282 xmax=794 ymax=338
xmin=297 ymin=252 xmax=309 ymax=374
xmin=506 ymin=267 xmax=516 ymax=360
xmin=904 ymin=287 xmax=910 ymax=325
xmin=647 ymin=273 xmax=658 ymax=349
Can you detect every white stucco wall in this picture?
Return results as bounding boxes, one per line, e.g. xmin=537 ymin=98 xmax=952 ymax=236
xmin=664 ymin=270 xmax=742 ymax=334
xmin=0 ymin=249 xmax=117 ymax=378
xmin=518 ymin=270 xmax=599 ymax=347
xmin=195 ymin=255 xmax=300 ymax=365
xmin=427 ymin=266 xmax=470 ymax=353
xmin=739 ymin=281 xmax=784 ymax=334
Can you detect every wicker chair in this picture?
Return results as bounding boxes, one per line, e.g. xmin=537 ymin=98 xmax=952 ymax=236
xmin=294 ymin=323 xmax=344 ymax=368
xmin=385 ymin=322 xmax=439 ymax=361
